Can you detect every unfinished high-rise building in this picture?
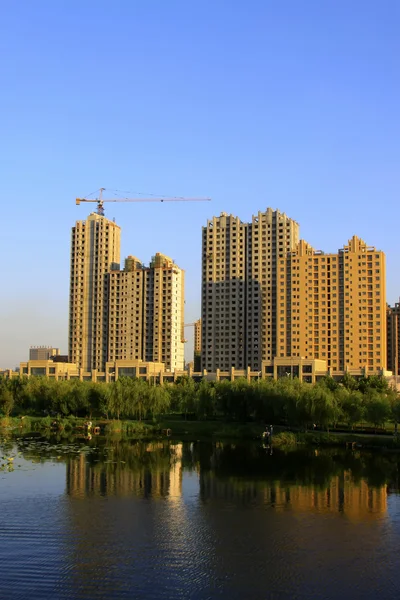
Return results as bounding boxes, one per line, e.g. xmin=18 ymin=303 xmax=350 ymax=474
xmin=201 ymin=209 xmax=299 ymax=372
xmin=276 ymin=236 xmax=386 ymax=373
xmin=193 ymin=318 xmax=202 ymax=371
xmin=108 ymin=253 xmax=185 ymax=371
xmin=69 ymin=213 xmax=121 ymax=372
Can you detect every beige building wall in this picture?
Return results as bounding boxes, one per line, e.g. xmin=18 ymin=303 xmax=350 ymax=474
xmin=69 ymin=213 xmax=121 ymax=372
xmin=387 ymin=299 xmax=400 ymax=376
xmin=108 ymin=253 xmax=184 ymax=372
xmin=108 ymin=257 xmax=144 ymax=362
xmin=202 ymin=212 xmax=247 ymax=372
xmin=145 ymin=253 xmax=185 ymax=371
xmin=277 ymin=236 xmax=386 ymax=373
xmin=20 ymin=360 xmax=79 ymax=378
xmin=201 ymin=209 xmax=299 ymax=372
xmin=247 ymin=208 xmax=299 ymax=368
xmin=29 ymin=347 xmax=59 ymax=360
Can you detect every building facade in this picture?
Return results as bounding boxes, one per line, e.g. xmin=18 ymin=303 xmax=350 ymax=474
xmin=29 ymin=346 xmax=59 ymax=361
xmin=69 ymin=213 xmax=121 ymax=372
xmin=201 ymin=209 xmax=299 ymax=372
xmin=193 ymin=318 xmax=202 ymax=371
xmin=276 ymin=236 xmax=386 ymax=373
xmin=387 ymin=299 xmax=400 ymax=377
xmin=108 ymin=253 xmax=185 ymax=371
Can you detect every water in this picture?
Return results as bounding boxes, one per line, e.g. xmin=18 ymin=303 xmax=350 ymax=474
xmin=1 ymin=434 xmax=400 ymax=600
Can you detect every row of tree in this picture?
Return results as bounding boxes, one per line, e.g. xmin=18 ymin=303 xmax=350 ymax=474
xmin=1 ymin=374 xmax=400 ymax=430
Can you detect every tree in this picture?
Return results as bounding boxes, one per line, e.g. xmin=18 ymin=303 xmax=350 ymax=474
xmin=319 ymin=375 xmax=339 ymax=392
xmin=196 ymin=380 xmax=215 ymax=420
xmin=175 ymin=377 xmax=197 ymax=419
xmin=388 ymin=388 xmax=400 ymax=433
xmin=341 ymin=390 xmax=364 ymax=429
xmin=148 ymin=384 xmax=170 ymax=419
xmin=296 ymin=386 xmax=316 ymax=431
xmin=341 ymin=373 xmax=359 ymax=391
xmin=87 ymin=383 xmax=107 ymax=418
xmin=106 ymin=380 xmax=125 ymax=420
xmin=8 ymin=377 xmax=29 ymax=411
xmin=313 ymin=387 xmax=338 ymax=431
xmin=364 ymin=391 xmax=390 ymax=431
xmin=358 ymin=375 xmax=389 ymax=394
xmin=0 ymin=388 xmax=14 ymax=417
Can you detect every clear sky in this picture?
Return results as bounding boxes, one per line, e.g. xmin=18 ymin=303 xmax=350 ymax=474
xmin=1 ymin=0 xmax=399 ymax=369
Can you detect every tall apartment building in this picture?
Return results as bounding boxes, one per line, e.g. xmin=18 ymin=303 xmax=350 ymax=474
xmin=387 ymin=299 xmax=400 ymax=376
xmin=108 ymin=253 xmax=185 ymax=371
xmin=201 ymin=209 xmax=299 ymax=372
xmin=276 ymin=236 xmax=386 ymax=373
xmin=69 ymin=213 xmax=121 ymax=372
xmin=107 ymin=256 xmax=144 ymax=364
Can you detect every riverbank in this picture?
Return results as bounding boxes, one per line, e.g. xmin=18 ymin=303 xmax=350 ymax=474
xmin=2 ymin=415 xmax=400 ymax=450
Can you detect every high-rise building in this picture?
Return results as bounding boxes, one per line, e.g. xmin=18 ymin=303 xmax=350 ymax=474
xmin=69 ymin=213 xmax=121 ymax=372
xmin=387 ymin=299 xmax=400 ymax=377
xmin=276 ymin=236 xmax=386 ymax=373
xmin=246 ymin=209 xmax=299 ymax=368
xmin=201 ymin=209 xmax=299 ymax=372
xmin=108 ymin=256 xmax=144 ymax=364
xmin=193 ymin=318 xmax=202 ymax=371
xmin=194 ymin=319 xmax=202 ymax=354
xmin=108 ymin=253 xmax=185 ymax=371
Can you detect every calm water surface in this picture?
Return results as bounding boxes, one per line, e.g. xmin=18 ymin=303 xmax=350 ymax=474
xmin=1 ymin=434 xmax=400 ymax=600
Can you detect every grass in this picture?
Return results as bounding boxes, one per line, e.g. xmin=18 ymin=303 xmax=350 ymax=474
xmin=2 ymin=414 xmax=400 ymax=450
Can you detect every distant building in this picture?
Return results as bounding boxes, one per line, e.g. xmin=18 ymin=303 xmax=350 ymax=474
xmin=51 ymin=355 xmax=69 ymax=363
xmin=29 ymin=346 xmax=60 ymax=361
xmin=20 ymin=359 xmax=79 ymax=379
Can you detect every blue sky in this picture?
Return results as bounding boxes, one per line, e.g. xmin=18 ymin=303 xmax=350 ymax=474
xmin=1 ymin=0 xmax=399 ymax=369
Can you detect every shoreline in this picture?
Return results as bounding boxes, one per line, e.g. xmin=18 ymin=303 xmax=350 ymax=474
xmin=1 ymin=415 xmax=400 ymax=451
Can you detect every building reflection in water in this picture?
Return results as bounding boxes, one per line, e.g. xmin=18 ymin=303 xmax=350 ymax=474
xmin=66 ymin=441 xmax=183 ymax=500
xmin=199 ymin=471 xmax=387 ymax=522
xmin=66 ymin=441 xmax=388 ymax=521
xmin=60 ymin=441 xmax=396 ymax=598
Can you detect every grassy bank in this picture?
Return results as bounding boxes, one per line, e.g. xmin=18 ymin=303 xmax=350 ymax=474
xmin=0 ymin=415 xmax=160 ymax=438
xmin=2 ymin=415 xmax=400 ymax=450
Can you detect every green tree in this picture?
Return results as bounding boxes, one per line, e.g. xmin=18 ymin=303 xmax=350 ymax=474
xmin=148 ymin=384 xmax=170 ymax=419
xmin=319 ymin=375 xmax=339 ymax=392
xmin=296 ymin=385 xmax=316 ymax=430
xmin=341 ymin=373 xmax=359 ymax=391
xmin=313 ymin=387 xmax=338 ymax=431
xmin=0 ymin=388 xmax=14 ymax=417
xmin=341 ymin=390 xmax=364 ymax=429
xmin=175 ymin=377 xmax=197 ymax=419
xmin=196 ymin=380 xmax=215 ymax=420
xmin=388 ymin=388 xmax=400 ymax=433
xmin=358 ymin=375 xmax=389 ymax=394
xmin=364 ymin=391 xmax=390 ymax=431
xmin=106 ymin=380 xmax=125 ymax=420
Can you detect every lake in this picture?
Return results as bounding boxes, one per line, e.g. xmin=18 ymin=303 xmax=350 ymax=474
xmin=1 ymin=433 xmax=400 ymax=599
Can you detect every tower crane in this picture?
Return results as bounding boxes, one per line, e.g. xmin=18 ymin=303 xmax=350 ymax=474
xmin=76 ymin=188 xmax=211 ymax=216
